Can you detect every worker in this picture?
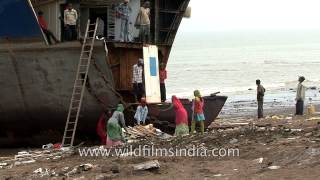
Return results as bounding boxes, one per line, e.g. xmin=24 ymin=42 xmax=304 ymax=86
xmin=96 ymin=110 xmax=112 ymax=145
xmin=296 ymin=76 xmax=306 ymax=115
xmin=191 ymin=90 xmax=205 ymax=135
xmin=172 ymin=96 xmax=189 ymax=136
xmin=256 ymin=79 xmax=265 ymax=119
xmin=106 ymin=104 xmax=127 ymax=147
xmin=132 ymin=58 xmax=145 ymax=101
xmin=64 ymin=3 xmax=78 ymax=41
xmin=37 ymin=11 xmax=59 ymax=45
xmin=159 ymin=63 xmax=167 ymax=102
xmin=136 ymin=1 xmax=151 ymax=43
xmin=134 ymin=97 xmax=148 ymax=125
xmin=116 ymin=0 xmax=132 ymax=42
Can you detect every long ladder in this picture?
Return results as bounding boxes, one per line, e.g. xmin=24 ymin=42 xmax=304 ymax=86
xmin=62 ymin=19 xmax=99 ymax=147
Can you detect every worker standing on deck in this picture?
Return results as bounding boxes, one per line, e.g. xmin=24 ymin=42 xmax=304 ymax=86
xmin=136 ymin=1 xmax=151 ymax=43
xmin=191 ymin=90 xmax=206 ymax=135
xmin=106 ymin=104 xmax=127 ymax=147
xmin=172 ymin=96 xmax=189 ymax=136
xmin=37 ymin=11 xmax=59 ymax=45
xmin=159 ymin=63 xmax=167 ymax=102
xmin=296 ymin=76 xmax=306 ymax=115
xmin=256 ymin=79 xmax=265 ymax=119
xmin=64 ymin=3 xmax=78 ymax=41
xmin=134 ymin=97 xmax=148 ymax=125
xmin=116 ymin=0 xmax=132 ymax=42
xmin=132 ymin=58 xmax=145 ymax=101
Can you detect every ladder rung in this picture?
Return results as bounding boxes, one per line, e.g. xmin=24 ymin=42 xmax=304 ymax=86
xmin=64 ymin=137 xmax=72 ymax=139
xmin=67 ymin=129 xmax=74 ymax=132
xmin=79 ymin=71 xmax=87 ymax=74
xmin=89 ymin=23 xmax=96 ymax=26
xmin=68 ymin=121 xmax=76 ymax=124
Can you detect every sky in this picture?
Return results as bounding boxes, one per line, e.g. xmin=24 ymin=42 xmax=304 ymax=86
xmin=180 ymin=0 xmax=320 ymax=32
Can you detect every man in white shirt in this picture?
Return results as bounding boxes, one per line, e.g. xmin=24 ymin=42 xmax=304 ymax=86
xmin=136 ymin=1 xmax=151 ymax=43
xmin=296 ymin=76 xmax=306 ymax=115
xmin=132 ymin=58 xmax=145 ymax=101
xmin=64 ymin=3 xmax=78 ymax=41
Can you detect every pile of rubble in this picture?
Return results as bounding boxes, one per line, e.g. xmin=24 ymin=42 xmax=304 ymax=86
xmin=0 ymin=147 xmax=74 ymax=169
xmin=125 ymin=124 xmax=172 ymax=141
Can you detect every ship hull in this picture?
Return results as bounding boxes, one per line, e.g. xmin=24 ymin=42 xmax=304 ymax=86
xmin=148 ymin=95 xmax=228 ymax=133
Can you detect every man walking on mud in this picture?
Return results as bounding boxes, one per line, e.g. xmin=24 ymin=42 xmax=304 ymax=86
xmin=256 ymin=79 xmax=265 ymax=119
xmin=296 ymin=76 xmax=306 ymax=115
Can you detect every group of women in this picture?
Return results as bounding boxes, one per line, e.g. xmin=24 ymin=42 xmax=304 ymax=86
xmin=101 ymin=90 xmax=205 ymax=147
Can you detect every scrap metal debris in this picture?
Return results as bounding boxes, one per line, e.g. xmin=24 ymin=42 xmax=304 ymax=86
xmin=0 ymin=147 xmax=74 ymax=169
xmin=133 ymin=160 xmax=160 ymax=171
xmin=125 ymin=124 xmax=172 ymax=140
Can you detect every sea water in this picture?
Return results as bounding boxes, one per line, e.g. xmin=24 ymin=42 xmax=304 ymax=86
xmin=167 ymin=30 xmax=320 ymax=114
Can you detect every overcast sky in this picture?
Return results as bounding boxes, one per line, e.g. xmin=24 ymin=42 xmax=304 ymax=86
xmin=180 ymin=0 xmax=320 ymax=32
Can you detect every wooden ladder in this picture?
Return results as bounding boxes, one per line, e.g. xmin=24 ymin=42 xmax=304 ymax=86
xmin=62 ymin=19 xmax=99 ymax=147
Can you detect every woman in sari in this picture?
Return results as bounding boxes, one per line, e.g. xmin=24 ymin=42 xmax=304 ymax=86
xmin=172 ymin=96 xmax=189 ymax=136
xmin=191 ymin=90 xmax=205 ymax=135
xmin=106 ymin=104 xmax=127 ymax=147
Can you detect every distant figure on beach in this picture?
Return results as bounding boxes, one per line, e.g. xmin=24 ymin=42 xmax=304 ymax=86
xmin=256 ymin=79 xmax=265 ymax=119
xmin=116 ymin=0 xmax=132 ymax=42
xmin=132 ymin=58 xmax=145 ymax=101
xmin=172 ymin=96 xmax=189 ymax=136
xmin=37 ymin=11 xmax=59 ymax=45
xmin=159 ymin=63 xmax=167 ymax=102
xmin=134 ymin=97 xmax=148 ymax=125
xmin=191 ymin=90 xmax=206 ymax=135
xmin=64 ymin=3 xmax=78 ymax=41
xmin=136 ymin=1 xmax=151 ymax=43
xmin=296 ymin=76 xmax=306 ymax=115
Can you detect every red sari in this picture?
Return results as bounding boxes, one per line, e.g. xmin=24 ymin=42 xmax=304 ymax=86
xmin=172 ymin=96 xmax=188 ymax=125
xmin=96 ymin=114 xmax=107 ymax=145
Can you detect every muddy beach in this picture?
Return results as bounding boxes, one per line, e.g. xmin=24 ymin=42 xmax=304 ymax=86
xmin=1 ymin=112 xmax=320 ymax=180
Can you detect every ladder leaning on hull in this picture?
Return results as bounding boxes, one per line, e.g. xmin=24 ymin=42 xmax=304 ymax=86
xmin=62 ymin=19 xmax=99 ymax=147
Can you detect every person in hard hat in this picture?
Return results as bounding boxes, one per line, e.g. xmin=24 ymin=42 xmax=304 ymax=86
xmin=191 ymin=90 xmax=205 ymax=135
xmin=106 ymin=104 xmax=127 ymax=147
xmin=296 ymin=76 xmax=306 ymax=115
xmin=172 ymin=96 xmax=189 ymax=136
xmin=134 ymin=97 xmax=148 ymax=125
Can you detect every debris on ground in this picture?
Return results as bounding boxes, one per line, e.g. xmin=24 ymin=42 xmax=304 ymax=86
xmin=125 ymin=124 xmax=172 ymax=141
xmin=133 ymin=160 xmax=160 ymax=171
xmin=0 ymin=146 xmax=74 ymax=169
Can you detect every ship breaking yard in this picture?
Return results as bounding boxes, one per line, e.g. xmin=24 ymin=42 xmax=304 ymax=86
xmin=1 ymin=115 xmax=320 ymax=179
xmin=1 ymin=0 xmax=320 ymax=180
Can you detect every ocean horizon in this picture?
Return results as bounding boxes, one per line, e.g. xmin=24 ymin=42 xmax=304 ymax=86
xmin=167 ymin=30 xmax=320 ymax=104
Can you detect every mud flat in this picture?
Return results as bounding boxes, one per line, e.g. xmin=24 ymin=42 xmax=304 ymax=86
xmin=1 ymin=113 xmax=320 ymax=179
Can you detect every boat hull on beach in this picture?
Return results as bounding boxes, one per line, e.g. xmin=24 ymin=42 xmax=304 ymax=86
xmin=0 ymin=0 xmax=228 ymax=146
xmin=148 ymin=95 xmax=228 ymax=132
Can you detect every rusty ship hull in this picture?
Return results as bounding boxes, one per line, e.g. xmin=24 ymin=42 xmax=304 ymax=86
xmin=0 ymin=0 xmax=227 ymax=146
